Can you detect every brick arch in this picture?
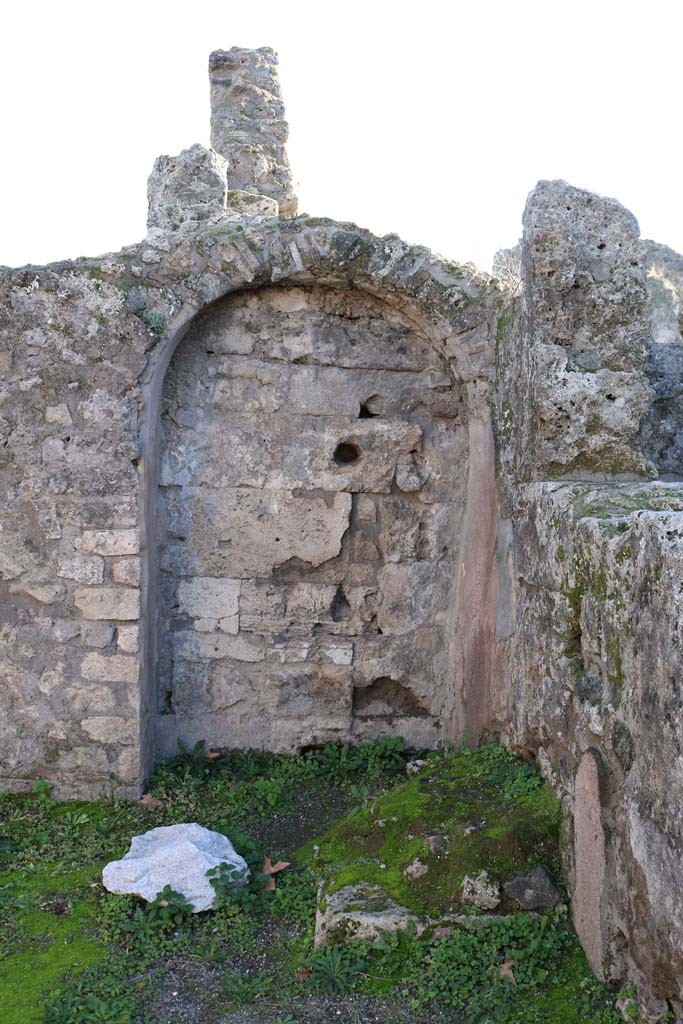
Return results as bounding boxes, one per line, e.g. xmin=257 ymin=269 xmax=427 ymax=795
xmin=139 ymin=219 xmax=499 ymax=781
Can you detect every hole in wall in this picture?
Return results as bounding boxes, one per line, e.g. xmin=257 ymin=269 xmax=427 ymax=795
xmin=331 ymin=585 xmax=352 ymax=621
xmin=333 ymin=441 xmax=361 ymax=465
xmin=353 ymin=677 xmax=429 ymax=718
xmin=358 ymin=394 xmax=382 ymax=418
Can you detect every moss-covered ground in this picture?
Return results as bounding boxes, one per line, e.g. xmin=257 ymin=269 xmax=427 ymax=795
xmin=306 ymin=742 xmax=561 ymax=917
xmin=0 ymin=739 xmax=632 ymax=1023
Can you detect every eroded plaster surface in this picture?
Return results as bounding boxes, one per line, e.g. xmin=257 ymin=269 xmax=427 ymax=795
xmin=155 ymin=284 xmax=468 ymax=753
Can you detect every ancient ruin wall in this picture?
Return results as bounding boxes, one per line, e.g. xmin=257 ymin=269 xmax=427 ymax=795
xmin=154 ymin=284 xmax=468 ymax=755
xmin=494 ymin=180 xmax=683 ymax=1019
xmin=5 ymin=39 xmax=683 ymax=1020
xmin=0 ymin=211 xmax=498 ymax=800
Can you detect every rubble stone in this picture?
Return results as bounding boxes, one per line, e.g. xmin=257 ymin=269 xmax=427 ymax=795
xmin=102 ymin=823 xmax=248 ymax=912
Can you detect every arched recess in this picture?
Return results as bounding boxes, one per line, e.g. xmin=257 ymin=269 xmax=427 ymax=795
xmin=139 ymin=224 xmax=498 ymax=781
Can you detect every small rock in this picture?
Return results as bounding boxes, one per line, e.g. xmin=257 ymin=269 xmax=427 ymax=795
xmin=404 ymin=858 xmax=429 ymax=880
xmin=427 ymin=835 xmax=450 ymax=855
xmin=315 ymin=882 xmax=423 ymax=946
xmin=406 ymin=759 xmax=428 ymax=776
xmin=460 ymin=870 xmax=501 ymax=910
xmin=502 ymin=866 xmax=560 ymax=910
xmin=102 ymin=822 xmax=249 ymax=912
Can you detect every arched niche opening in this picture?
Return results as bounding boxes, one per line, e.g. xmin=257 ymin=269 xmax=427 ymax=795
xmin=150 ymin=283 xmax=471 ymax=760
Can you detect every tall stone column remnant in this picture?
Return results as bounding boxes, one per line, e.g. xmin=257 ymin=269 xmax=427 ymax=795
xmin=209 ymin=46 xmax=298 ymax=217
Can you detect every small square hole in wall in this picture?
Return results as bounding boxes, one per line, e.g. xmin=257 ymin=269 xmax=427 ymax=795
xmin=333 ymin=442 xmax=361 ymax=465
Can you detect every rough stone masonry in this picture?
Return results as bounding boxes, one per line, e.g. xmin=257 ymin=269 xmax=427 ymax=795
xmin=1 ymin=44 xmax=683 ymax=1020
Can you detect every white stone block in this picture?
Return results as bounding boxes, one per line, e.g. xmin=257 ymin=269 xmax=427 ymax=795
xmin=80 ymin=529 xmax=139 ymax=556
xmin=102 ymin=823 xmax=249 ymax=912
xmin=75 ymin=586 xmax=140 ymax=621
xmin=177 ymin=577 xmax=240 ymax=620
xmin=82 ymin=652 xmax=139 ymax=684
xmin=57 ymin=555 xmax=104 ymax=585
xmin=112 ymin=558 xmax=141 ymax=587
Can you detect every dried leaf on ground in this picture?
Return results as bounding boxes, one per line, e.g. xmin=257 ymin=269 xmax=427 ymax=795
xmin=499 ymin=958 xmax=516 ymax=984
xmin=262 ymin=855 xmax=291 ymax=891
xmin=138 ymin=793 xmax=163 ymax=809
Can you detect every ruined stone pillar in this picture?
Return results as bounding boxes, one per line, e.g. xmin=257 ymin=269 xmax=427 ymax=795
xmin=209 ymin=47 xmax=298 ymax=217
xmin=519 ymin=179 xmax=653 ymax=479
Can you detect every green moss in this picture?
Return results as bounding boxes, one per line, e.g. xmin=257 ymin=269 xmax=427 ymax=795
xmin=571 ymin=485 xmax=683 ymax=520
xmin=561 ymin=559 xmax=587 ymax=657
xmin=0 ymin=865 xmax=107 ymax=1023
xmin=496 ymin=311 xmax=509 ymax=343
xmin=303 ymin=745 xmax=561 ymax=918
xmin=605 ymin=631 xmax=625 ymax=689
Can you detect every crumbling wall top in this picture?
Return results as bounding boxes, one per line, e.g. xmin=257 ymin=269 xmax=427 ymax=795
xmin=209 ymin=46 xmax=298 ymax=216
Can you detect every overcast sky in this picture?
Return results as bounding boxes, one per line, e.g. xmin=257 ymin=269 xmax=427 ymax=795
xmin=2 ymin=0 xmax=681 ymax=271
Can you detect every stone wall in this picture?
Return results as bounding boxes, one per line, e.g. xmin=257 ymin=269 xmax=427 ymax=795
xmin=494 ymin=180 xmax=683 ymax=1019
xmin=155 ymin=283 xmax=468 ymax=754
xmin=497 ymin=482 xmax=683 ymax=1015
xmin=0 ymin=212 xmax=498 ymax=799
xmin=0 ymin=265 xmax=150 ymax=798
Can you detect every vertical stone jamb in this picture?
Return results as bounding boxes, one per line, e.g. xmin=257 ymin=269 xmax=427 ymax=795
xmin=573 ymin=751 xmax=607 ymax=978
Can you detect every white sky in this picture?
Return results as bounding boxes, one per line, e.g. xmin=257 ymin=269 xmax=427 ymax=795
xmin=1 ymin=0 xmax=682 ymax=271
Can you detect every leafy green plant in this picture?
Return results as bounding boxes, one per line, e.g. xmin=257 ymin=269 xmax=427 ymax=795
xmin=140 ymin=310 xmax=165 ymax=335
xmin=306 ymin=736 xmax=406 ymax=784
xmin=146 ymin=885 xmax=195 ymax=927
xmin=207 ymin=833 xmax=273 ymax=915
xmin=220 ymin=969 xmax=271 ymax=1005
xmin=370 ymin=921 xmax=419 ymax=980
xmin=44 ymin=957 xmax=145 ymax=1024
xmin=219 ymin=747 xmax=270 ymax=780
xmin=0 ymin=881 xmax=33 ymax=911
xmin=32 ymin=778 xmax=54 ymax=799
xmin=119 ymin=886 xmax=194 ymax=941
xmin=166 ymin=738 xmax=216 ymax=778
xmin=272 ymin=867 xmax=317 ymax=927
xmin=206 ymin=860 xmax=250 ymax=897
xmin=205 ymin=898 xmax=258 ymax=955
xmin=307 ymin=945 xmax=368 ymax=994
xmin=60 ymin=810 xmax=90 ymax=830
xmin=403 ymin=909 xmax=577 ymax=1021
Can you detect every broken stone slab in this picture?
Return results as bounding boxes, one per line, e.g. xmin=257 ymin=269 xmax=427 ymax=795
xmin=315 ymin=881 xmax=423 ymax=946
xmin=102 ymin=823 xmax=248 ymax=912
xmin=460 ymin=870 xmax=501 ymax=909
xmin=315 ymin=880 xmax=539 ymax=948
xmin=502 ymin=866 xmax=560 ymax=910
